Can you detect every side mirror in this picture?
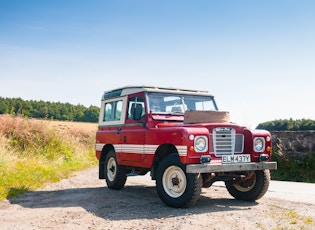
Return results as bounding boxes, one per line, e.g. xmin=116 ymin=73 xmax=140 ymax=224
xmin=133 ymin=107 xmax=143 ymax=120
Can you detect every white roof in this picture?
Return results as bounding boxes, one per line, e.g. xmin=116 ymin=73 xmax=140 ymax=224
xmin=102 ymin=85 xmax=213 ymax=100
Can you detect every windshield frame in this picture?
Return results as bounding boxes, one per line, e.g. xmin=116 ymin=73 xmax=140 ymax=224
xmin=146 ymin=92 xmax=218 ymax=115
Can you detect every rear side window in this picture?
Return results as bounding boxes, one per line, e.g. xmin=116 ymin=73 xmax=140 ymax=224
xmin=99 ymin=96 xmax=127 ymax=126
xmin=104 ymin=100 xmax=123 ymax=121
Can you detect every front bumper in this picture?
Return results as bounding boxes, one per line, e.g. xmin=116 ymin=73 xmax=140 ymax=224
xmin=186 ymin=162 xmax=277 ymax=173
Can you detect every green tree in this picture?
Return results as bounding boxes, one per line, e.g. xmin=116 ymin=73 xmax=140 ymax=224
xmin=0 ymin=97 xmax=99 ymax=123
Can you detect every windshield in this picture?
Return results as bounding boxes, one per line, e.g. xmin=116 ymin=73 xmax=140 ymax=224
xmin=147 ymin=92 xmax=218 ymax=114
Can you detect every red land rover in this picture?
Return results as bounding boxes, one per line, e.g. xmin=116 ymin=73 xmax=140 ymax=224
xmin=95 ymin=86 xmax=277 ymax=208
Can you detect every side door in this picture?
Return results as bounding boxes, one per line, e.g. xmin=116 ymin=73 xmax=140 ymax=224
xmin=119 ymin=93 xmax=146 ymax=167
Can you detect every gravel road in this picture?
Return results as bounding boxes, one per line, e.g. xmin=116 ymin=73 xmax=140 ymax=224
xmin=1 ymin=167 xmax=314 ymax=230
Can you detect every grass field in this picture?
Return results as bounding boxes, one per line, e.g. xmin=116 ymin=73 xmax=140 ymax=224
xmin=0 ymin=114 xmax=98 ymax=200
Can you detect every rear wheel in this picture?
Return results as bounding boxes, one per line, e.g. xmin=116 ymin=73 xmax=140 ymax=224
xmin=225 ymin=170 xmax=270 ymax=201
xmin=156 ymin=154 xmax=202 ymax=208
xmin=104 ymin=150 xmax=127 ymax=190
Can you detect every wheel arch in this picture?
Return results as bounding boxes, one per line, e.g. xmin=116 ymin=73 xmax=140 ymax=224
xmin=99 ymin=144 xmax=115 ymax=179
xmin=151 ymin=143 xmax=179 ymax=180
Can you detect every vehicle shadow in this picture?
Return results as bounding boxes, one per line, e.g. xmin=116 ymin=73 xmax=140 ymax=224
xmin=7 ymin=184 xmax=259 ymax=221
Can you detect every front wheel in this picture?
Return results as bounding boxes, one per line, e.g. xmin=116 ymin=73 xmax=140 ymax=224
xmin=225 ymin=170 xmax=270 ymax=201
xmin=156 ymin=154 xmax=202 ymax=208
xmin=104 ymin=150 xmax=127 ymax=190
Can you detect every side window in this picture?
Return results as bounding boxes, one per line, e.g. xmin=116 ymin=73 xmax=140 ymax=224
xmin=116 ymin=101 xmax=123 ymax=120
xmin=127 ymin=97 xmax=145 ymax=119
xmin=103 ymin=100 xmax=123 ymax=121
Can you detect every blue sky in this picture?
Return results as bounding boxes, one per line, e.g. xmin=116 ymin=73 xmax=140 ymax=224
xmin=1 ymin=0 xmax=315 ymax=128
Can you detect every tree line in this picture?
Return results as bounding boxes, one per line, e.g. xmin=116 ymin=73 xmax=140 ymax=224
xmin=257 ymin=118 xmax=315 ymax=131
xmin=0 ymin=97 xmax=99 ymax=122
xmin=2 ymin=97 xmax=314 ymax=129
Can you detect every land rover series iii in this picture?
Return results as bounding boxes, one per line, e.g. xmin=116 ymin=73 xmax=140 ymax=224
xmin=95 ymin=86 xmax=277 ymax=208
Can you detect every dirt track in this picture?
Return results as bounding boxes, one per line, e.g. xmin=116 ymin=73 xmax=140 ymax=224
xmin=1 ymin=167 xmax=314 ymax=230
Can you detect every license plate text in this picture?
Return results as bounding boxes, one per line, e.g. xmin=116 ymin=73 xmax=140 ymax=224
xmin=222 ymin=154 xmax=251 ymax=164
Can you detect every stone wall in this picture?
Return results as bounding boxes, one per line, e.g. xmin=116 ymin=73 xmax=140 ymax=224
xmin=271 ymin=131 xmax=315 ymax=159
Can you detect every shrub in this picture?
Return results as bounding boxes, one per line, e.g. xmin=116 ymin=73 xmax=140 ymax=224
xmin=271 ymin=151 xmax=315 ymax=183
xmin=0 ymin=114 xmax=97 ymax=200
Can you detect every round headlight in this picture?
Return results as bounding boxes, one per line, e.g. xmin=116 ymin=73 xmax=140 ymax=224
xmin=194 ymin=136 xmax=208 ymax=152
xmin=254 ymin=137 xmax=265 ymax=152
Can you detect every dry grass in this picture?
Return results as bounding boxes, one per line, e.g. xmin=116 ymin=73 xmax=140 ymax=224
xmin=0 ymin=114 xmax=98 ymax=200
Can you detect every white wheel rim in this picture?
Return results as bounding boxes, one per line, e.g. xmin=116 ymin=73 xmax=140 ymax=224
xmin=162 ymin=165 xmax=187 ymax=198
xmin=107 ymin=157 xmax=116 ymax=181
xmin=234 ymin=177 xmax=256 ymax=192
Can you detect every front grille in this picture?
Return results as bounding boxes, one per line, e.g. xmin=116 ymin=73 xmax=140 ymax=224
xmin=210 ymin=127 xmax=244 ymax=156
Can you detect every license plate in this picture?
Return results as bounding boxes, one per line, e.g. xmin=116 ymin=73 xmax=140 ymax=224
xmin=222 ymin=154 xmax=251 ymax=164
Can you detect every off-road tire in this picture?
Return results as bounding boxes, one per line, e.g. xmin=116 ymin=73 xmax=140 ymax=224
xmin=104 ymin=150 xmax=127 ymax=190
xmin=225 ymin=170 xmax=270 ymax=201
xmin=156 ymin=154 xmax=202 ymax=208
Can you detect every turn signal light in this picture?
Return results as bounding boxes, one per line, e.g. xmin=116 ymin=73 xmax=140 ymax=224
xmin=189 ymin=146 xmax=194 ymax=152
xmin=266 ymin=146 xmax=271 ymax=152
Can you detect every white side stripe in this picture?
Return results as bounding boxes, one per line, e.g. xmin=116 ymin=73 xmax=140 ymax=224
xmin=95 ymin=143 xmax=105 ymax=151
xmin=176 ymin=145 xmax=188 ymax=156
xmin=95 ymin=143 xmax=187 ymax=156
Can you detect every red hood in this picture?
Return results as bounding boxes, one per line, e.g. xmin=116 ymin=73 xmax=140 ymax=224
xmin=156 ymin=121 xmax=248 ymax=133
